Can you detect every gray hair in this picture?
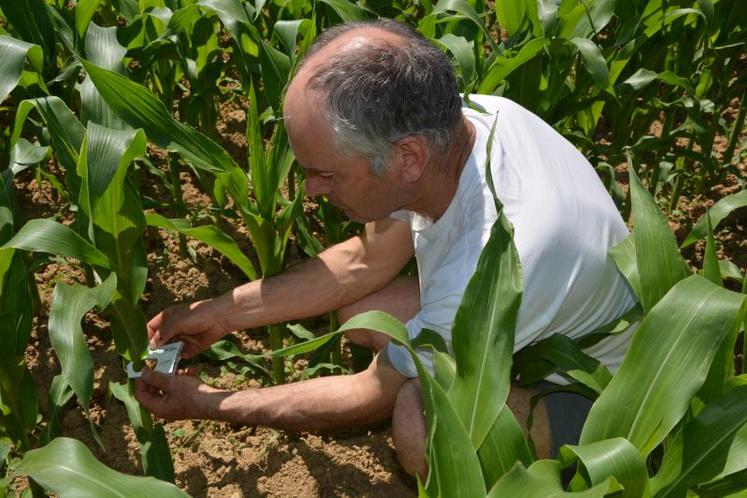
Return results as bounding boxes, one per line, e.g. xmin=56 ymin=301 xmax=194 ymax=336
xmin=300 ymin=20 xmax=462 ymax=175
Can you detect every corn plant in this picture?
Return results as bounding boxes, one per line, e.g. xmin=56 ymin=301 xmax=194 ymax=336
xmin=0 ymin=140 xmax=47 ymax=470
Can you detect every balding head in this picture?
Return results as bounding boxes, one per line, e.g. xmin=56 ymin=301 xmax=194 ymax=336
xmin=284 ymin=20 xmax=462 ymax=175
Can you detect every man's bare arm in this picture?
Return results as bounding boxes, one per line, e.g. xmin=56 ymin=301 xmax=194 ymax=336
xmin=148 ymin=219 xmax=413 ymax=353
xmin=135 ymin=352 xmax=408 ymax=430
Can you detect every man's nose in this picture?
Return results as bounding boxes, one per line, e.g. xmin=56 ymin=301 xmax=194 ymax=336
xmin=305 ymin=176 xmax=330 ymax=197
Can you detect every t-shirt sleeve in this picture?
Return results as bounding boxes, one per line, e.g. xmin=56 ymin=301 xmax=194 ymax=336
xmin=384 ymin=314 xmax=437 ymax=378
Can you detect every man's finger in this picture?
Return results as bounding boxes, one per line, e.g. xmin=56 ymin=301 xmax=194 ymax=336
xmin=141 ymin=368 xmax=173 ymax=391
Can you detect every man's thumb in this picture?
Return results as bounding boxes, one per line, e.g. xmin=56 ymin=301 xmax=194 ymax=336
xmin=141 ymin=368 xmax=172 ymax=390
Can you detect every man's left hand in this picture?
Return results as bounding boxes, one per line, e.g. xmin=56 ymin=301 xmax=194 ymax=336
xmin=134 ymin=368 xmax=227 ymax=420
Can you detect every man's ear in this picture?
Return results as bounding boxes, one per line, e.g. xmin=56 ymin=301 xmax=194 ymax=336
xmin=394 ymin=136 xmax=429 ymax=183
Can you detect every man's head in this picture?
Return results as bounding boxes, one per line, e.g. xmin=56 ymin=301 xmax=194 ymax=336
xmin=283 ymin=20 xmax=462 ymax=222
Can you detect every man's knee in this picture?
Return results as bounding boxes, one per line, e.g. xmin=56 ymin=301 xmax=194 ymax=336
xmin=337 ymin=276 xmax=420 ymax=351
xmin=392 ymin=379 xmax=427 ymax=480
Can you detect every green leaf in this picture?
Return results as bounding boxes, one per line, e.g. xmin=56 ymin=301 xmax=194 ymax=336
xmin=146 ymin=213 xmax=258 ymax=280
xmin=478 ymin=407 xmax=535 ymax=489
xmin=495 ymin=0 xmax=527 ymax=36
xmin=80 ymin=60 xmax=248 ymax=208
xmin=79 ymin=23 xmax=129 ymax=129
xmin=702 ymin=212 xmax=722 ymax=286
xmin=48 ymin=275 xmax=117 ymax=412
xmin=436 ymin=34 xmax=475 ymax=86
xmin=12 ymin=97 xmax=86 ymax=176
xmin=0 ymin=35 xmax=43 ymax=103
xmin=2 ymin=218 xmax=111 ymax=268
xmin=419 ymin=358 xmax=487 ymax=497
xmin=75 ymin=0 xmax=105 ymax=39
xmin=478 ymin=38 xmax=545 ymax=94
xmin=682 ymin=190 xmax=747 ymax=248
xmin=569 ymin=38 xmax=609 ymax=89
xmin=0 ymin=0 xmax=56 ymax=79
xmin=447 ymin=203 xmax=522 ymax=448
xmin=514 ymin=334 xmax=612 ymax=394
xmin=609 ymin=235 xmax=640 ymax=301
xmin=570 ymin=0 xmax=616 ymax=38
xmin=430 ymin=0 xmax=498 ymax=52
xmin=560 ymin=438 xmax=649 ymax=498
xmin=317 ymin=0 xmax=373 ymax=22
xmin=580 ymin=275 xmax=747 ymax=455
xmin=487 ymin=460 xmax=622 ymax=497
xmin=13 ymin=437 xmax=187 ymax=497
xmin=259 ymin=40 xmax=291 ymax=114
xmin=627 ymin=162 xmax=691 ymax=313
xmin=110 ymin=382 xmax=175 ymax=481
xmin=658 ymin=384 xmax=747 ymax=498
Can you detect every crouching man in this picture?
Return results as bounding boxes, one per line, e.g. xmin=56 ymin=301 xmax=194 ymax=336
xmin=136 ymin=19 xmax=636 ymax=480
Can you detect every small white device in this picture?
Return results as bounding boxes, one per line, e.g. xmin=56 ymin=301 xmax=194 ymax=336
xmin=126 ymin=341 xmax=184 ymax=379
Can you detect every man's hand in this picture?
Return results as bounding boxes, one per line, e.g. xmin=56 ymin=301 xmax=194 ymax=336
xmin=134 ymin=368 xmax=228 ymax=420
xmin=148 ymin=300 xmax=230 ymax=359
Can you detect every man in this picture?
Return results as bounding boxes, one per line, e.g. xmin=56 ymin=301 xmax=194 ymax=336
xmin=136 ymin=19 xmax=636 ymax=479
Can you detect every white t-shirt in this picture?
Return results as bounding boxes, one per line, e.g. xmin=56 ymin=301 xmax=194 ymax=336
xmin=386 ymin=95 xmax=637 ymax=380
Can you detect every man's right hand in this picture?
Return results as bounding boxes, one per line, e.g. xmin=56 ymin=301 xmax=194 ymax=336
xmin=148 ymin=300 xmax=230 ymax=358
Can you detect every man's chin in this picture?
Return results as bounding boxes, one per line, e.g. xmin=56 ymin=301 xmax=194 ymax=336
xmin=343 ymin=209 xmax=388 ymax=224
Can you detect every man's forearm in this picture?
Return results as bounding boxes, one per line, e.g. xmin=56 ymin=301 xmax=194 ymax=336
xmin=206 ymin=220 xmax=413 ymax=333
xmin=202 ymin=354 xmax=408 ymax=430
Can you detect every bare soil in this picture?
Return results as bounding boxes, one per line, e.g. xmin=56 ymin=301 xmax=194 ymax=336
xmin=10 ymin=94 xmax=746 ymax=497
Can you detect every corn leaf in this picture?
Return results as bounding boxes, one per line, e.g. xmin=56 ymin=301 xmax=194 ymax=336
xmin=580 ymin=275 xmax=747 ymax=455
xmin=75 ymin=0 xmax=105 ymax=38
xmin=13 ymin=437 xmax=187 ymax=497
xmin=273 ymin=19 xmax=313 ymax=62
xmin=478 ymin=407 xmax=535 ymax=489
xmin=658 ymin=384 xmax=747 ymax=498
xmin=110 ymin=381 xmax=175 ymax=481
xmin=478 ymin=38 xmax=545 ymax=94
xmin=570 ymin=0 xmax=616 ymax=38
xmin=430 ymin=0 xmax=498 ymax=52
xmin=318 ymin=0 xmax=373 ymax=22
xmin=48 ymin=274 xmax=117 ymax=412
xmin=79 ymin=23 xmax=129 ymax=129
xmin=38 ymin=375 xmax=74 ymax=446
xmin=0 ymin=35 xmax=43 ymax=103
xmin=569 ymin=38 xmax=610 ymax=89
xmin=609 ymin=234 xmax=641 ymax=302
xmin=419 ymin=356 xmax=486 ymax=497
xmin=495 ymin=0 xmax=527 ymax=36
xmin=628 ymin=163 xmax=691 ymax=313
xmin=487 ymin=460 xmax=622 ymax=497
xmin=80 ymin=60 xmax=249 ymax=209
xmin=446 ymin=204 xmax=522 ymax=449
xmin=560 ymin=438 xmax=649 ymax=498
xmin=436 ymin=34 xmax=476 ymax=87
xmin=1 ymin=139 xmax=49 ymax=229
xmin=2 ymin=218 xmax=110 ymax=268
xmin=682 ymin=189 xmax=747 ymax=248
xmin=146 ymin=213 xmax=258 ymax=280
xmin=77 ymin=123 xmax=146 ymax=277
xmin=259 ymin=40 xmax=291 ymax=114
xmin=12 ymin=97 xmax=86 ymax=177
xmin=0 ymin=0 xmax=56 ymax=78
xmin=703 ymin=212 xmax=722 ymax=286
xmin=514 ymin=334 xmax=613 ymax=394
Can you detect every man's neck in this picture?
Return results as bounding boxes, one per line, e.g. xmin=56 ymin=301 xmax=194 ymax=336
xmin=406 ymin=116 xmax=476 ymax=221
